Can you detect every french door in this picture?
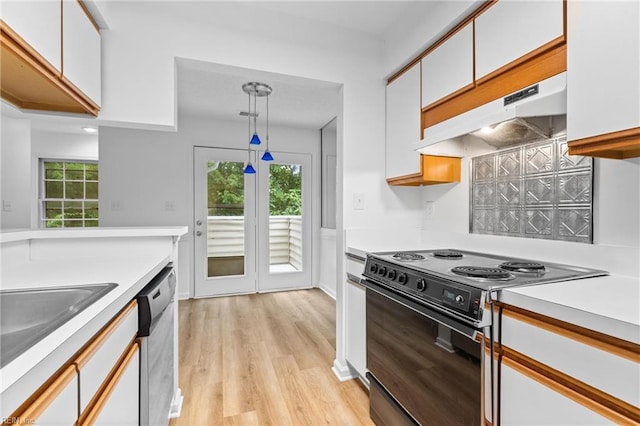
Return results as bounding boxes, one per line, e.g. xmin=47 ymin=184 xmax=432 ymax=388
xmin=193 ymin=147 xmax=311 ymax=298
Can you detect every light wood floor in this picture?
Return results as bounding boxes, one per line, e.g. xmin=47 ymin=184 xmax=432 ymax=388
xmin=170 ymin=289 xmax=374 ymax=426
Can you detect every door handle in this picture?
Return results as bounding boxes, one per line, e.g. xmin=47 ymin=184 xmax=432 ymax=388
xmin=196 ymin=230 xmax=203 ymax=236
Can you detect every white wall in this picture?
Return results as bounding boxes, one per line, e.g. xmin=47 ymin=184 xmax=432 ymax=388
xmin=98 ymin=116 xmax=323 ymax=299
xmin=420 ymin=149 xmax=640 ymax=277
xmin=0 ymin=116 xmax=31 ymax=229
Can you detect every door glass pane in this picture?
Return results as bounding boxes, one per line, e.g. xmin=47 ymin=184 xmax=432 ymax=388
xmin=207 ymin=161 xmax=245 ymax=277
xmin=269 ymin=164 xmax=302 ymax=272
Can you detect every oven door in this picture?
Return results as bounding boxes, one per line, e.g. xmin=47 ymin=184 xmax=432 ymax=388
xmin=366 ymin=280 xmax=485 ymax=426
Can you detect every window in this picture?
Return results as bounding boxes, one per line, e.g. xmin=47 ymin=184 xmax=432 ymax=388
xmin=40 ymin=160 xmax=99 ymax=228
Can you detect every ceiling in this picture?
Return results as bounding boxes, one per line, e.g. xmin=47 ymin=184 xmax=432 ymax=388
xmin=177 ymin=59 xmax=341 ymax=129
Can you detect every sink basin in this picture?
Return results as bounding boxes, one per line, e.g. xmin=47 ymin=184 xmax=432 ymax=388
xmin=0 ymin=283 xmax=118 ymax=368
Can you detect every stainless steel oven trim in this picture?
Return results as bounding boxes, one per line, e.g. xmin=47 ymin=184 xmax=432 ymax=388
xmin=346 ymin=272 xmax=365 ymax=287
xmin=365 ymin=279 xmax=483 ymax=340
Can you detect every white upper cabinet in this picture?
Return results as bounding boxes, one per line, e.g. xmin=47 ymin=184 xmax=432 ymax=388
xmin=386 ymin=62 xmax=421 ymax=179
xmin=1 ymin=1 xmax=62 ymax=72
xmin=421 ymin=25 xmax=473 ymax=108
xmin=63 ymin=0 xmax=101 ymax=105
xmin=475 ymin=0 xmax=564 ymax=79
xmin=567 ymin=0 xmax=640 ymax=141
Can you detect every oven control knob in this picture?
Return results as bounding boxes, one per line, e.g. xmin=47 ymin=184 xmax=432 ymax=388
xmin=398 ymin=273 xmax=408 ymax=284
xmin=379 ymin=266 xmax=387 ymax=276
xmin=416 ymin=278 xmax=427 ymax=292
xmin=370 ymin=263 xmax=379 ymax=274
xmin=455 ymin=295 xmax=465 ymax=305
xmin=388 ymin=270 xmax=397 ymax=280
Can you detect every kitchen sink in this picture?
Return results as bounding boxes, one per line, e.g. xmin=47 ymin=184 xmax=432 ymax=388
xmin=0 ymin=283 xmax=118 ymax=368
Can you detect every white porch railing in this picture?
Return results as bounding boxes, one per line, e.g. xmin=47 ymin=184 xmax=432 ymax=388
xmin=207 ymin=215 xmax=302 ymax=270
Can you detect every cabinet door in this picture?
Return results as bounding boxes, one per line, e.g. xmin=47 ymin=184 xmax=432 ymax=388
xmin=421 ymin=24 xmax=473 ymax=108
xmin=345 ymin=279 xmax=366 ymax=380
xmin=386 ymin=62 xmax=421 ymax=179
xmin=1 ymin=0 xmax=62 ymax=72
xmin=76 ymin=302 xmax=138 ymax=413
xmin=18 ymin=365 xmax=78 ymax=425
xmin=81 ymin=343 xmax=140 ymax=426
xmin=567 ymin=1 xmax=640 ymax=141
xmin=475 ymin=0 xmax=564 ymax=80
xmin=501 ymin=361 xmax=615 ymax=425
xmin=62 ymin=0 xmax=101 ymax=105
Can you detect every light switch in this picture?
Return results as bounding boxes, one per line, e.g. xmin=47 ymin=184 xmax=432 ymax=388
xmin=353 ymin=193 xmax=365 ymax=210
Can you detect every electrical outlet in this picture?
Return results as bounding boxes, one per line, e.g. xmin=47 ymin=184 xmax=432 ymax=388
xmin=165 ymin=200 xmax=176 ymax=211
xmin=425 ymin=201 xmax=435 ymax=219
xmin=110 ymin=200 xmax=122 ymax=211
xmin=353 ymin=193 xmax=365 ymax=210
xmin=2 ymin=200 xmax=12 ymax=212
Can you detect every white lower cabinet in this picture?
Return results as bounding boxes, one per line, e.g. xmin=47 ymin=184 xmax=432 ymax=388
xmin=15 ymin=365 xmax=78 ymax=425
xmin=345 ymin=279 xmax=366 ymax=380
xmin=498 ymin=304 xmax=640 ymax=424
xmin=501 ymin=361 xmax=611 ymax=425
xmin=82 ymin=343 xmax=140 ymax=426
xmin=345 ymin=254 xmax=367 ymax=381
xmin=7 ymin=301 xmax=140 ymax=426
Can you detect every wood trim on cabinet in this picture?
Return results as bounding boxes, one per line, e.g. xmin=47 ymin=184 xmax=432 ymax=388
xmin=420 ymin=81 xmax=476 ymax=112
xmin=386 ymin=154 xmax=461 ymax=186
xmin=74 ymin=301 xmax=138 ymax=368
xmin=568 ymin=127 xmax=640 ymax=159
xmin=9 ymin=365 xmax=77 ymax=424
xmin=498 ymin=303 xmax=640 ymax=363
xmin=78 ymin=341 xmax=140 ymax=425
xmin=502 ymin=346 xmax=640 ymax=424
xmin=474 ymin=35 xmax=565 ymax=86
xmin=0 ymin=20 xmax=99 ymax=116
xmin=422 ymin=42 xmax=566 ymax=129
xmin=387 ymin=0 xmax=495 ymax=85
xmin=77 ymin=0 xmax=100 ymax=32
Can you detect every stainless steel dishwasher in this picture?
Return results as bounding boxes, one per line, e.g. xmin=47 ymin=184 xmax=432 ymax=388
xmin=137 ymin=265 xmax=176 ymax=426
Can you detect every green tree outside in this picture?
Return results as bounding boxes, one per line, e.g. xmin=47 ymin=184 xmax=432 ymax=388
xmin=207 ymin=161 xmax=302 ymax=216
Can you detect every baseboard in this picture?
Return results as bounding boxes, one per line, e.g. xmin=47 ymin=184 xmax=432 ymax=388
xmin=169 ymin=387 xmax=183 ymax=418
xmin=178 ymin=291 xmax=190 ymax=300
xmin=317 ymin=283 xmax=336 ymax=300
xmin=332 ymin=359 xmax=358 ymax=382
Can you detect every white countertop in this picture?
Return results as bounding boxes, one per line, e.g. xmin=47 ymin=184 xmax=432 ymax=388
xmin=347 ymin=243 xmax=640 ymax=345
xmin=0 ymin=253 xmax=171 ymax=416
xmin=500 ymin=275 xmax=640 ymax=344
xmin=0 ymin=226 xmax=188 ymax=243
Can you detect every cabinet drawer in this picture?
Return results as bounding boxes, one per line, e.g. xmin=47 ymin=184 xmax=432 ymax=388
xmin=501 ymin=309 xmax=640 ymax=407
xmin=79 ymin=342 xmax=140 ymax=426
xmin=75 ymin=301 xmax=138 ymax=413
xmin=345 ymin=254 xmax=365 ymax=281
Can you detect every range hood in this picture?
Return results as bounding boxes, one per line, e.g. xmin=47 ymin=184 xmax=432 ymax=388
xmin=419 ymin=72 xmax=567 ymax=150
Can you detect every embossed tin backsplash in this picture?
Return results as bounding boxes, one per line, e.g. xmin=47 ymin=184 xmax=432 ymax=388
xmin=470 ymin=136 xmax=594 ymax=243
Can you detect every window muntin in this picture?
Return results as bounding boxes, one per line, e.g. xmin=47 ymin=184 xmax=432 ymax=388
xmin=41 ymin=160 xmax=99 ymax=228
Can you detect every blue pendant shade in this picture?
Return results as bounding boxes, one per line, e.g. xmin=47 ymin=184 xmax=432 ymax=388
xmin=243 ymin=162 xmax=256 ymax=174
xmin=261 ymin=151 xmax=274 ymax=161
xmin=250 ymin=133 xmax=261 ymax=145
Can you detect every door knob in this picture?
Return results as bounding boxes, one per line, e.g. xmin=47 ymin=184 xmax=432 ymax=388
xmin=196 ymin=230 xmax=203 ymax=236
xmin=196 ymin=220 xmax=202 ymax=226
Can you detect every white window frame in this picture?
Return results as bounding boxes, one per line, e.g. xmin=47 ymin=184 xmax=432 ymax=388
xmin=38 ymin=158 xmax=99 ymax=228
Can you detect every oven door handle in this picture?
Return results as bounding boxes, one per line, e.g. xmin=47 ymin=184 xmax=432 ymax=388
xmin=365 ymin=280 xmax=482 ymax=341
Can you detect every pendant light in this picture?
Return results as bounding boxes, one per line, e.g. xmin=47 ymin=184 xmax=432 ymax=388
xmin=242 ymin=82 xmax=273 ymax=174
